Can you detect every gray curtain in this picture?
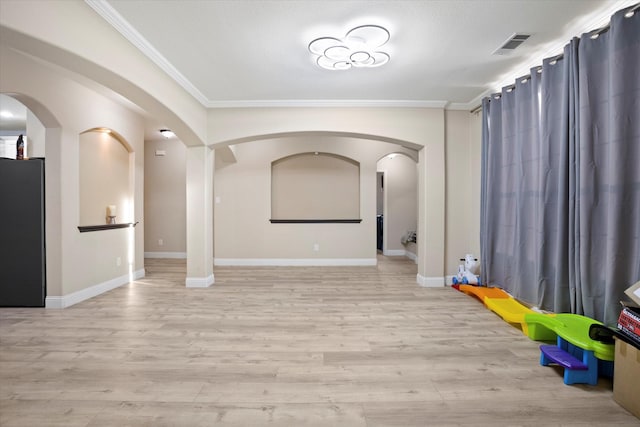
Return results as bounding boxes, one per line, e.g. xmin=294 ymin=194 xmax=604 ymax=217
xmin=481 ymin=67 xmax=570 ymax=311
xmin=573 ymin=8 xmax=640 ymax=325
xmin=481 ymin=5 xmax=640 ymax=325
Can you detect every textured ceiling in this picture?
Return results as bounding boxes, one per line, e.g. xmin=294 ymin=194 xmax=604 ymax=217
xmin=98 ymin=0 xmax=633 ymax=108
xmin=1 ymin=0 xmax=635 ymax=135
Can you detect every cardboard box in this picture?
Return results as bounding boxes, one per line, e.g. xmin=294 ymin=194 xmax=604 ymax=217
xmin=614 ymin=338 xmax=640 ymax=419
xmin=624 ymin=280 xmax=640 ymax=306
xmin=618 ymin=302 xmax=640 ymax=341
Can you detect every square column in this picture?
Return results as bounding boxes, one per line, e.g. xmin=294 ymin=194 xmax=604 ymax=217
xmin=417 ymin=141 xmax=446 ymax=287
xmin=186 ymin=145 xmax=214 ymax=287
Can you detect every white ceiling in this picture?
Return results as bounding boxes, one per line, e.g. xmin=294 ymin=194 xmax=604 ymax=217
xmin=1 ymin=0 xmax=636 ymax=136
xmin=95 ymin=0 xmax=635 ymax=109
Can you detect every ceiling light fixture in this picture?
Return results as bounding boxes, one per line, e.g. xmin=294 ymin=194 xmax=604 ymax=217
xmin=309 ymin=25 xmax=390 ymax=71
xmin=159 ymin=129 xmax=175 ymax=139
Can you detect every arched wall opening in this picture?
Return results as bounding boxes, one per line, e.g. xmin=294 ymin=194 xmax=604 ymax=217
xmin=209 ymin=130 xmax=442 ymax=278
xmin=1 ymin=11 xmax=207 ymax=147
xmin=1 ymin=42 xmax=148 ymax=304
xmin=0 ymin=92 xmax=63 ymax=299
xmin=206 ymin=107 xmax=446 ymax=284
xmin=376 ymin=152 xmax=418 ymax=261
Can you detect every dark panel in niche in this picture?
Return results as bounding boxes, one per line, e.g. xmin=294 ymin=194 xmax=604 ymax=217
xmin=269 ymin=219 xmax=362 ymax=224
xmin=78 ymin=222 xmax=138 ymax=233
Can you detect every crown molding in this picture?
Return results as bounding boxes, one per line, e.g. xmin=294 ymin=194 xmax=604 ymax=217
xmin=446 ymin=89 xmax=492 ymax=111
xmin=205 ymin=99 xmax=449 ymax=109
xmin=88 ymin=0 xmax=631 ymax=112
xmin=85 ymin=0 xmax=209 ymax=106
xmin=84 ymin=1 xmax=454 ymax=110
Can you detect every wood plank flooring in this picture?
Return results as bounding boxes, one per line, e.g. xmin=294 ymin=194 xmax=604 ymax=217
xmin=1 ymin=256 xmax=638 ymax=426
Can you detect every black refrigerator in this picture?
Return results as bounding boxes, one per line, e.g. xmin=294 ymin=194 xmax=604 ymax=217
xmin=0 ymin=158 xmax=46 ymax=306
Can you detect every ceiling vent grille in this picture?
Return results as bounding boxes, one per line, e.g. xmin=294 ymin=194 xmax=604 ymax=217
xmin=493 ymin=33 xmax=531 ymax=55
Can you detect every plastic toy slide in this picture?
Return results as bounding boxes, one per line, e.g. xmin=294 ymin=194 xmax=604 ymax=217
xmin=524 ymin=313 xmax=615 ymax=361
xmin=454 ymin=284 xmax=556 ymax=341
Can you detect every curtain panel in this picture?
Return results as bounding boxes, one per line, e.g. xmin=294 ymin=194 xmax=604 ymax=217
xmin=573 ymin=8 xmax=640 ymax=325
xmin=481 ymin=5 xmax=640 ymax=325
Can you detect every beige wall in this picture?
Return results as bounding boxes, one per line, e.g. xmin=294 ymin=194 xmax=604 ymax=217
xmin=377 ymin=154 xmax=418 ymax=256
xmin=26 ymin=110 xmax=45 ymax=158
xmin=144 ymin=138 xmax=187 ymax=254
xmin=0 ymin=46 xmax=145 ymax=298
xmin=208 ymin=107 xmax=433 ymax=148
xmin=214 ymin=136 xmax=415 ymax=262
xmin=469 ymin=111 xmax=482 ymax=257
xmin=444 ymin=110 xmax=482 ymax=279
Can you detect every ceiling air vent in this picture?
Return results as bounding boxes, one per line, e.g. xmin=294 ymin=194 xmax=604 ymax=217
xmin=493 ymin=33 xmax=531 ymax=55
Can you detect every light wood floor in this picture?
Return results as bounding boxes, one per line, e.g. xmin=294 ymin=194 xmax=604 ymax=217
xmin=1 ymin=256 xmax=638 ymax=426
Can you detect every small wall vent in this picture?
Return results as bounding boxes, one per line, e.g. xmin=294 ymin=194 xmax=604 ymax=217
xmin=493 ymin=33 xmax=531 ymax=55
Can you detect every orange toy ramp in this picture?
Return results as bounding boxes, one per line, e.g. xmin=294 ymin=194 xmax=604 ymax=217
xmin=456 ymin=285 xmax=510 ymax=302
xmin=484 ymin=297 xmax=534 ymax=324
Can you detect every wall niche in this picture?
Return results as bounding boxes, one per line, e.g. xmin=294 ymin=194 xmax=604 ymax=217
xmin=78 ymin=128 xmax=132 ymax=227
xmin=271 ymin=152 xmax=360 ymax=222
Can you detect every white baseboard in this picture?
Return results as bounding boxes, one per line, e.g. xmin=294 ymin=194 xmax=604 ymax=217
xmin=445 ymin=275 xmax=455 ymax=286
xmin=144 ymin=251 xmax=187 ymax=259
xmin=185 ymin=274 xmax=215 ymax=288
xmin=214 ymin=258 xmax=377 ymax=266
xmin=383 ymin=249 xmax=406 ymax=256
xmin=417 ymin=274 xmax=445 ymax=287
xmin=383 ymin=249 xmax=417 ymax=263
xmin=46 ymin=268 xmax=145 ymax=309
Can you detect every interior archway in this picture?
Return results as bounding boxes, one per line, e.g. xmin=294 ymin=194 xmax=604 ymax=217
xmin=376 ymin=152 xmax=418 ymax=261
xmin=210 ymin=132 xmax=428 ymax=268
xmin=0 ymin=92 xmax=63 ymax=297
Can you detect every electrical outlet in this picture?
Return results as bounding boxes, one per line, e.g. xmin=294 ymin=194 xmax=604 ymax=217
xmin=116 ymin=257 xmax=122 ymax=266
xmin=313 ymin=243 xmax=319 ymax=252
xmin=158 ymin=238 xmax=163 ymax=246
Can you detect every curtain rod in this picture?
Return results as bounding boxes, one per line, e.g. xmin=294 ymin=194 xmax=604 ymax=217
xmin=547 ymin=54 xmax=563 ymax=64
xmin=470 ymin=104 xmax=482 ymax=114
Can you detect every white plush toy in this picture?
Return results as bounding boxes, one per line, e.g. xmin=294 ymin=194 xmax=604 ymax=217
xmin=452 ymin=254 xmax=481 ymax=285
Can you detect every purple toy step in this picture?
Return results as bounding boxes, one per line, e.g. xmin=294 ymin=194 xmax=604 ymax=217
xmin=540 ymin=345 xmax=588 ymax=370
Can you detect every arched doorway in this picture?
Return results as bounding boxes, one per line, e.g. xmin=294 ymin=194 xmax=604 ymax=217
xmin=0 ymin=93 xmax=60 ymax=305
xmin=376 ymin=152 xmax=418 ymax=262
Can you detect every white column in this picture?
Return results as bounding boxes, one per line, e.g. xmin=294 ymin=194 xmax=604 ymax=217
xmin=416 ymin=141 xmax=446 ymax=287
xmin=185 ymin=145 xmax=214 ymax=287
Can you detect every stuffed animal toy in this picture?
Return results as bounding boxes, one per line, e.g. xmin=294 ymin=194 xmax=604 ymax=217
xmin=452 ymin=254 xmax=481 ymax=285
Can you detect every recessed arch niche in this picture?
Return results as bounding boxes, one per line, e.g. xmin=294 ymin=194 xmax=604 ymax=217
xmin=79 ymin=128 xmax=133 ymax=226
xmin=271 ymin=152 xmax=360 ymax=221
